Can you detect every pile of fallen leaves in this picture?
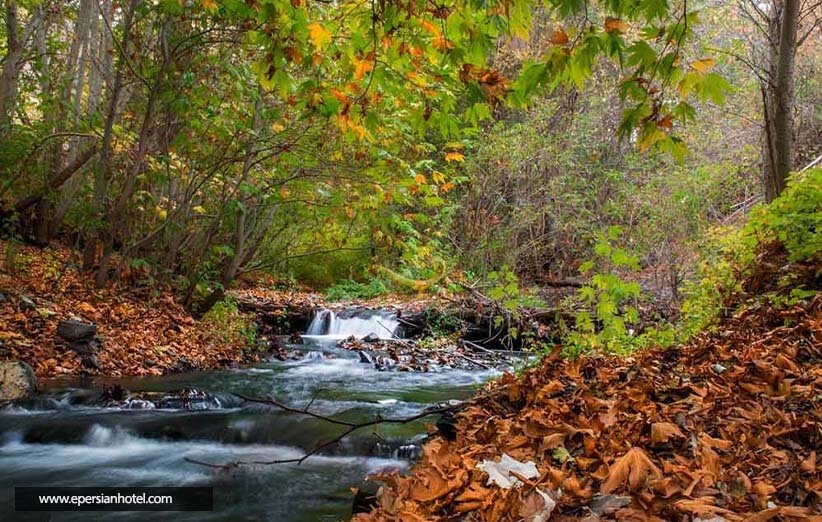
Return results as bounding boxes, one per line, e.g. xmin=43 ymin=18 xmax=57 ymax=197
xmin=0 ymin=241 xmax=262 ymax=377
xmin=357 ymin=294 xmax=820 ymax=521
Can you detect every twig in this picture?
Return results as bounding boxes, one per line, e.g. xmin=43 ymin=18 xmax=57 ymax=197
xmin=184 ymin=393 xmax=468 ymax=469
xmin=456 ymin=352 xmax=491 ymax=370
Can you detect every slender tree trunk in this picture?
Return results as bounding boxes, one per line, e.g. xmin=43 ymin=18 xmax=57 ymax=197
xmin=84 ymin=0 xmax=139 ymax=271
xmin=766 ymin=0 xmax=799 ymax=201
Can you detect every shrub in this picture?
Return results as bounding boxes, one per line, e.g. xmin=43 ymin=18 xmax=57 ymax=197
xmin=325 ymin=278 xmax=390 ymax=301
xmin=679 ymin=168 xmax=821 ymax=334
xmin=201 ymin=297 xmax=258 ymax=351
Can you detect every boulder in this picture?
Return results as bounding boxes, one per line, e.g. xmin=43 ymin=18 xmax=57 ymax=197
xmin=0 ymin=360 xmax=37 ymax=401
xmin=361 ymin=332 xmax=381 ymax=343
xmin=57 ymin=318 xmax=97 ymax=342
xmin=358 ymin=351 xmax=374 ymax=365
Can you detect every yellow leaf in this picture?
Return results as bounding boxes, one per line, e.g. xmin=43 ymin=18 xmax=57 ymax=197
xmin=279 ymin=187 xmax=290 ymax=198
xmin=272 ymin=122 xmax=286 ymax=132
xmin=691 ymin=58 xmax=717 ymax=73
xmin=201 ymin=0 xmax=217 ymax=11
xmin=308 ymin=22 xmax=332 ymax=49
xmin=353 ymin=58 xmax=373 ymax=80
xmin=414 ymin=173 xmax=427 ymax=184
xmin=432 ymin=171 xmax=445 ymax=184
xmin=445 ymin=151 xmax=464 ymax=163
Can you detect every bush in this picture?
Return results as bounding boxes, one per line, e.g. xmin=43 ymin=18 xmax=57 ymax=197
xmin=324 ymin=278 xmax=390 ymax=301
xmin=679 ymin=168 xmax=821 ymax=334
xmin=201 ymin=297 xmax=258 ymax=351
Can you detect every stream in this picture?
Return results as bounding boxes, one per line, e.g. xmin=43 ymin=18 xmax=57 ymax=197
xmin=0 ymin=309 xmax=501 ymax=521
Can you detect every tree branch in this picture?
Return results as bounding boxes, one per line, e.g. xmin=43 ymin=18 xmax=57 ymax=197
xmin=185 ymin=393 xmax=472 ymax=468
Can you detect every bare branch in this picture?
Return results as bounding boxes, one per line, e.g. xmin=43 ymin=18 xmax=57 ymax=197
xmin=184 ymin=393 xmax=475 ymax=468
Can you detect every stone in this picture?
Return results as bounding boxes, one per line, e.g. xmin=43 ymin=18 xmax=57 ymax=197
xmin=361 ymin=332 xmax=381 ymax=343
xmin=57 ymin=318 xmax=97 ymax=342
xmin=0 ymin=360 xmax=37 ymax=401
xmin=80 ymin=353 xmax=100 ymax=370
xmin=358 ymin=351 xmax=374 ymax=364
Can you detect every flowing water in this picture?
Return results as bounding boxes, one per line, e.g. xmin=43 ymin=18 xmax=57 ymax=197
xmin=0 ymin=308 xmax=500 ymax=521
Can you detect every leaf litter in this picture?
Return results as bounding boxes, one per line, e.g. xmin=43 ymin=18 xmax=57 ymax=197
xmin=356 ymin=293 xmax=820 ymax=521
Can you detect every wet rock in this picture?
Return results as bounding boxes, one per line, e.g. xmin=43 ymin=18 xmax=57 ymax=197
xmin=101 ymin=384 xmax=129 ymax=402
xmin=361 ymin=332 xmax=381 ymax=343
xmin=358 ymin=351 xmax=374 ymax=364
xmin=81 ymin=353 xmax=101 ymax=370
xmin=57 ymin=318 xmax=97 ymax=342
xmin=123 ymin=398 xmax=155 ymax=409
xmin=351 ymin=483 xmax=379 ymax=515
xmin=288 ymin=332 xmax=304 ymax=345
xmin=0 ymin=360 xmax=37 ymax=401
xmin=171 ymin=357 xmax=197 ymax=373
xmin=436 ymin=411 xmax=458 ymax=441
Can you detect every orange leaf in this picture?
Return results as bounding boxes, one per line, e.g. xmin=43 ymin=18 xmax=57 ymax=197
xmin=650 ymin=422 xmax=684 ymax=443
xmin=549 ymin=27 xmax=569 ymax=45
xmin=445 ymin=151 xmax=464 ymax=163
xmin=604 ymin=17 xmax=629 ymax=33
xmin=601 ymin=447 xmax=662 ymax=493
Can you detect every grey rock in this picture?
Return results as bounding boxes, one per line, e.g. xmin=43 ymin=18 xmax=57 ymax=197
xmin=57 ymin=318 xmax=97 ymax=342
xmin=0 ymin=360 xmax=37 ymax=401
xmin=588 ymin=494 xmax=632 ymax=516
xmin=711 ymin=363 xmax=727 ymax=374
xmin=361 ymin=332 xmax=381 ymax=343
xmin=20 ymin=296 xmax=36 ymax=310
xmin=358 ymin=351 xmax=374 ymax=364
xmin=80 ymin=353 xmax=100 ymax=370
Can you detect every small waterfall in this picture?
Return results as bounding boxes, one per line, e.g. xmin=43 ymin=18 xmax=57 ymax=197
xmin=306 ymin=308 xmax=400 ymax=339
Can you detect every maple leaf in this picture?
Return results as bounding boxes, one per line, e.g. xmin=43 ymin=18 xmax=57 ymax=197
xmin=549 ymin=27 xmax=569 ymax=45
xmin=604 ymin=17 xmax=629 ymax=33
xmin=353 ymin=58 xmax=373 ymax=80
xmin=308 ymin=22 xmax=332 ymax=49
xmin=445 ymin=152 xmax=464 ymax=163
xmin=601 ymin=447 xmax=662 ymax=493
xmin=691 ymin=58 xmax=717 ymax=73
xmin=650 ymin=422 xmax=684 ymax=443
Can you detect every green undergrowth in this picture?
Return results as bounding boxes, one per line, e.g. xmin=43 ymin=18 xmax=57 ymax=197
xmin=201 ymin=297 xmax=259 ymax=352
xmin=324 ymin=278 xmax=392 ymax=301
xmin=551 ymin=168 xmax=820 ymax=359
xmin=678 ymin=168 xmax=821 ymax=335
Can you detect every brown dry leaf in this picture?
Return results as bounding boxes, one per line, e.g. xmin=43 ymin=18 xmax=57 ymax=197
xmin=601 ymin=448 xmax=662 ymax=493
xmin=650 ymin=422 xmax=684 ymax=443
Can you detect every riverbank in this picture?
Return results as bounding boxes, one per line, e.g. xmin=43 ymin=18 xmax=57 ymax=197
xmin=0 ymin=240 xmax=270 ymax=377
xmin=0 ymin=240 xmax=452 ymax=378
xmin=356 ymin=294 xmax=821 ymax=521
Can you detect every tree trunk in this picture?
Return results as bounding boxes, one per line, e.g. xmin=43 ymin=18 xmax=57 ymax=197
xmin=84 ymin=0 xmax=139 ymax=272
xmin=764 ymin=0 xmax=799 ymax=201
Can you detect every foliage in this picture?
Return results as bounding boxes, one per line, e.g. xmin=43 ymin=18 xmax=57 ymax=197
xmin=201 ymin=297 xmax=258 ymax=351
xmin=563 ymin=227 xmax=642 ymax=356
xmin=324 ymin=278 xmax=390 ymax=301
xmin=0 ymin=0 xmax=728 ymax=308
xmin=421 ymin=309 xmax=463 ymax=337
xmin=679 ymin=168 xmax=822 ymax=335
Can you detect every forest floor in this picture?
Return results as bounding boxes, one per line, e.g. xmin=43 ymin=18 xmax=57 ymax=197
xmin=0 ymin=240 xmax=445 ymax=378
xmin=0 ymin=241 xmax=290 ymax=377
xmin=356 ymin=295 xmax=821 ymax=520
